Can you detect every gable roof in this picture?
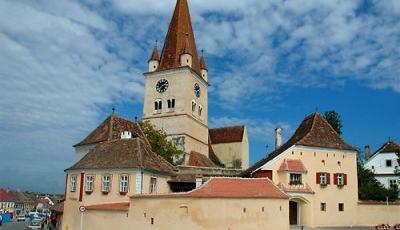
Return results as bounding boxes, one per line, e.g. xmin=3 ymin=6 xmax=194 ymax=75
xmin=0 ymin=189 xmax=14 ymax=202
xmin=67 ymin=138 xmax=176 ymax=175
xmin=278 ymin=159 xmax=307 ymax=173
xmin=209 ymin=125 xmax=245 ymax=144
xmin=242 ymin=112 xmax=356 ymax=176
xmin=188 ymin=151 xmax=217 ymax=168
xmin=371 ymin=140 xmax=400 ymax=157
xmin=74 ymin=115 xmax=147 ymax=147
xmin=158 ymin=0 xmax=201 ymax=75
xmin=131 ymin=177 xmax=288 ymax=199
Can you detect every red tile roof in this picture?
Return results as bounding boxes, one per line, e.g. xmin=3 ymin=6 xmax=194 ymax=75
xmin=0 ymin=189 xmax=14 ymax=202
xmin=188 ymin=151 xmax=216 ymax=168
xmin=158 ymin=0 xmax=201 ymax=75
xmin=209 ymin=125 xmax=245 ymax=144
xmin=374 ymin=140 xmax=400 ymax=155
xmin=243 ymin=112 xmax=356 ymax=176
xmin=131 ymin=177 xmax=288 ymax=199
xmin=278 ymin=159 xmax=307 ymax=173
xmin=67 ymin=138 xmax=176 ymax=175
xmin=50 ymin=201 xmax=64 ymax=213
xmin=74 ymin=115 xmax=147 ymax=147
xmin=149 ymin=45 xmax=159 ymax=61
xmin=85 ymin=202 xmax=129 ymax=211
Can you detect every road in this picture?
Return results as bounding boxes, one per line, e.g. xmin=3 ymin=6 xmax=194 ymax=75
xmin=0 ymin=220 xmax=29 ymax=230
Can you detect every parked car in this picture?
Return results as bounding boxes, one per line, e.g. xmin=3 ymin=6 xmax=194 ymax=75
xmin=27 ymin=220 xmax=42 ymax=230
xmin=17 ymin=215 xmax=26 ymax=221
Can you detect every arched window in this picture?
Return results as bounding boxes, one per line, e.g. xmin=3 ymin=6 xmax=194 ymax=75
xmin=191 ymin=100 xmax=196 ymax=113
xmin=167 ymin=98 xmax=175 ymax=112
xmin=154 ymin=99 xmax=162 ymax=113
xmin=198 ymin=105 xmax=203 ymax=117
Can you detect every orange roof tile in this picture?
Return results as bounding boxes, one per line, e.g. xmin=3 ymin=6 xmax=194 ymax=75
xmin=131 ymin=177 xmax=288 ymax=199
xmin=209 ymin=125 xmax=245 ymax=144
xmin=85 ymin=202 xmax=129 ymax=211
xmin=149 ymin=45 xmax=159 ymax=62
xmin=158 ymin=0 xmax=201 ymax=75
xmin=188 ymin=151 xmax=216 ymax=168
xmin=278 ymin=159 xmax=307 ymax=173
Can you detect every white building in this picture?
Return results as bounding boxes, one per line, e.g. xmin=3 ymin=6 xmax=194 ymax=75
xmin=364 ymin=140 xmax=400 ymax=190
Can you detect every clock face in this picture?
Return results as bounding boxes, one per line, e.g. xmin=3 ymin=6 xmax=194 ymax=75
xmin=194 ymin=83 xmax=201 ymax=98
xmin=156 ymin=79 xmax=169 ymax=93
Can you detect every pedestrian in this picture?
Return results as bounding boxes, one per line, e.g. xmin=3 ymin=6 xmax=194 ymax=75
xmin=0 ymin=213 xmax=3 ymax=226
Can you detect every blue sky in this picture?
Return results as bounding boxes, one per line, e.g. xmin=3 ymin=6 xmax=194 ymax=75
xmin=0 ymin=0 xmax=399 ymax=193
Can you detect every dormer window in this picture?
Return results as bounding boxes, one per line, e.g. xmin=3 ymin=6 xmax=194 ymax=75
xmin=386 ymin=160 xmax=392 ymax=167
xmin=289 ymin=173 xmax=302 ymax=185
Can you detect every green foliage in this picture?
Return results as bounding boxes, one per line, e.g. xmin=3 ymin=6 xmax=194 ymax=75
xmin=358 ymin=163 xmax=399 ymax=201
xmin=139 ymin=120 xmax=182 ymax=163
xmin=323 ymin=110 xmax=343 ymax=135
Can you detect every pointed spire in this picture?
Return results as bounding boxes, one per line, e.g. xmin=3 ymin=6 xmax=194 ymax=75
xmin=149 ymin=41 xmax=159 ymax=62
xmin=158 ymin=0 xmax=201 ymax=75
xmin=199 ymin=49 xmax=207 ymax=70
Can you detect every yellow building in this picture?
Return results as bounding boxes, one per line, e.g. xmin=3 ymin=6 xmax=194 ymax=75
xmin=243 ymin=112 xmax=400 ymax=228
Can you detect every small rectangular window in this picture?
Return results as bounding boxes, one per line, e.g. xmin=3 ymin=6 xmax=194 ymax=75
xmin=120 ymin=175 xmax=129 ymax=193
xmin=150 ymin=177 xmax=157 ymax=194
xmin=102 ymin=175 xmax=111 ymax=192
xmin=320 ymin=173 xmax=327 ymax=185
xmin=85 ymin=175 xmax=94 ymax=192
xmin=337 ymin=174 xmax=344 ymax=186
xmin=70 ymin=175 xmax=76 ymax=192
xmin=386 ymin=160 xmax=392 ymax=167
xmin=338 ymin=203 xmax=344 ymax=212
xmin=320 ymin=203 xmax=326 ymax=211
xmin=289 ymin=173 xmax=302 ymax=185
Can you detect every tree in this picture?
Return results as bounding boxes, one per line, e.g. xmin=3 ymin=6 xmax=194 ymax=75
xmin=323 ymin=110 xmax=343 ymax=135
xmin=139 ymin=120 xmax=183 ymax=164
xmin=358 ymin=163 xmax=399 ymax=201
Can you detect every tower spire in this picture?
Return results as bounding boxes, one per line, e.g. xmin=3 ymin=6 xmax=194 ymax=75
xmin=199 ymin=49 xmax=207 ymax=70
xmin=158 ymin=0 xmax=201 ymax=74
xmin=149 ymin=40 xmax=159 ymax=62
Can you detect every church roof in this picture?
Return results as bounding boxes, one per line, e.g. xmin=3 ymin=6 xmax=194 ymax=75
xmin=208 ymin=142 xmax=225 ymax=167
xmin=74 ymin=114 xmax=147 ymax=147
xmin=158 ymin=0 xmax=201 ymax=75
xmin=67 ymin=138 xmax=176 ymax=175
xmin=209 ymin=125 xmax=245 ymax=144
xmin=149 ymin=44 xmax=159 ymax=62
xmin=131 ymin=177 xmax=288 ymax=199
xmin=242 ymin=112 xmax=356 ymax=176
xmin=188 ymin=151 xmax=217 ymax=168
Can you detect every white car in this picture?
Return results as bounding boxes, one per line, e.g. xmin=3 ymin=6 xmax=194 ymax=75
xmin=27 ymin=220 xmax=42 ymax=230
xmin=17 ymin=215 xmax=26 ymax=221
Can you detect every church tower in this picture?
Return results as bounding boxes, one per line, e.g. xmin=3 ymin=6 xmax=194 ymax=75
xmin=142 ymin=0 xmax=209 ymax=160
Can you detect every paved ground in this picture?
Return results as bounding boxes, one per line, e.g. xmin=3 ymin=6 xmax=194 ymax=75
xmin=291 ymin=227 xmax=374 ymax=230
xmin=0 ymin=220 xmax=29 ymax=230
xmin=0 ymin=220 xmax=50 ymax=230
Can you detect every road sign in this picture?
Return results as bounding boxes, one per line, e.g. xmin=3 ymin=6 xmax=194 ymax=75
xmin=79 ymin=206 xmax=86 ymax=213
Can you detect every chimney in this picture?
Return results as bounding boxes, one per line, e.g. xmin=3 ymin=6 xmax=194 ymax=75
xmin=364 ymin=145 xmax=371 ymax=161
xmin=275 ymin=127 xmax=282 ymax=150
xmin=121 ymin=131 xmax=132 ymax=139
xmin=195 ymin=175 xmax=203 ymax=188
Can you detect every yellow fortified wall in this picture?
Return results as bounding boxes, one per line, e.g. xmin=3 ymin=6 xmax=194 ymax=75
xmin=355 ymin=203 xmax=400 ymax=226
xmin=78 ymin=197 xmax=289 ymax=230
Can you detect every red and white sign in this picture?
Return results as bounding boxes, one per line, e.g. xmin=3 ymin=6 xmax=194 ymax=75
xmin=79 ymin=206 xmax=86 ymax=212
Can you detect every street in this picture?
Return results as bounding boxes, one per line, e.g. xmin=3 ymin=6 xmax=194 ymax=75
xmin=0 ymin=220 xmax=49 ymax=230
xmin=0 ymin=220 xmax=28 ymax=230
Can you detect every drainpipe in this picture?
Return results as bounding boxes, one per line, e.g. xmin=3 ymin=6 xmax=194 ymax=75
xmin=141 ymin=170 xmax=144 ymax=194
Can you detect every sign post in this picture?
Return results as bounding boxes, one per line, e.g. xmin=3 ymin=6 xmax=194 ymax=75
xmin=79 ymin=206 xmax=86 ymax=230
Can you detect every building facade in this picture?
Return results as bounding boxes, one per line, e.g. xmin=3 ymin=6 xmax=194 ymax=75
xmin=364 ymin=140 xmax=400 ymax=190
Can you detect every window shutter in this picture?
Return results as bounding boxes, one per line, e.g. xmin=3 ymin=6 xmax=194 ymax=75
xmin=343 ymin=174 xmax=347 ymax=185
xmin=333 ymin=173 xmax=338 ymax=185
xmin=327 ymin=173 xmax=330 ymax=184
xmin=316 ymin=172 xmax=321 ymax=184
